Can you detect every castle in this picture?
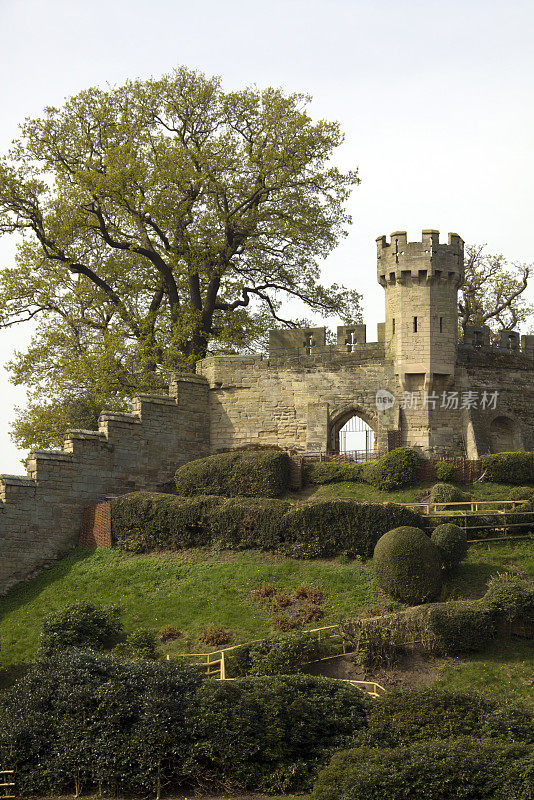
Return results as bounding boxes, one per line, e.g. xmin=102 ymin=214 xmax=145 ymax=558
xmin=2 ymin=229 xmax=534 ymax=594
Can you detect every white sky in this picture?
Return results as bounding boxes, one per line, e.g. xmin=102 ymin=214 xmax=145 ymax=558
xmin=0 ymin=0 xmax=533 ymax=472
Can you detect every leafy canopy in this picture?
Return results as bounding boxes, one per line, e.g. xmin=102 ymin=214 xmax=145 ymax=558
xmin=0 ymin=67 xmax=361 ymax=450
xmin=459 ymin=244 xmax=533 ymax=337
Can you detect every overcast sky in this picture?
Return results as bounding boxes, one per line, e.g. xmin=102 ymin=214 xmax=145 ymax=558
xmin=0 ymin=0 xmax=533 ymax=472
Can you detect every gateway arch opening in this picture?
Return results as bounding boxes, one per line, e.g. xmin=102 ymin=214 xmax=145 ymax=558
xmin=331 ymin=412 xmax=376 ymax=458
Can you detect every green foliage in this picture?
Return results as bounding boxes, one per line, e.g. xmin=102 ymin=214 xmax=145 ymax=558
xmin=188 ymin=675 xmax=368 ymax=793
xmin=363 ymin=688 xmax=534 ymax=746
xmin=114 ymin=629 xmax=159 ymax=660
xmin=174 ymin=449 xmax=290 ymax=498
xmin=112 ymin=491 xmax=425 ymax=560
xmin=430 ymin=482 xmax=467 ymax=503
xmin=434 ymin=461 xmax=459 ymax=482
xmin=0 ymin=67 xmax=361 ymax=450
xmin=304 ymin=461 xmax=364 ymax=485
xmin=312 ymin=737 xmax=532 ymax=800
xmin=427 ymin=600 xmax=494 ymax=654
xmin=509 ymin=486 xmax=534 ymax=502
xmin=0 ymin=649 xmax=201 ymax=795
xmin=37 ymin=601 xmax=123 ymax=656
xmin=373 ymin=526 xmax=442 ymax=604
xmin=11 ymin=394 xmax=104 ymax=451
xmin=431 ymin=523 xmax=468 ymax=570
xmin=247 ymin=631 xmax=325 ymax=676
xmin=365 ymin=448 xmax=421 ymax=490
xmin=483 ymin=574 xmax=534 ymax=625
xmin=481 ymin=452 xmax=534 ymax=485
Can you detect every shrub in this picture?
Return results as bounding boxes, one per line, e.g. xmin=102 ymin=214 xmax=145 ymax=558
xmin=508 ymin=486 xmax=534 ymax=502
xmin=426 ymin=600 xmax=494 ymax=654
xmin=159 ymin=625 xmax=181 ymax=643
xmin=115 ymin=629 xmax=159 ymax=659
xmin=434 ymin=461 xmax=459 ymax=482
xmin=198 ymin=624 xmax=233 ymax=647
xmin=430 ymin=523 xmax=468 ymax=569
xmin=481 ymin=452 xmax=534 ymax=485
xmin=248 ymin=631 xmax=325 ymax=676
xmin=112 ymin=492 xmax=425 ymax=560
xmin=189 ymin=675 xmax=369 ymax=793
xmin=430 ymin=482 xmax=467 ymax=503
xmin=483 ymin=574 xmax=534 ymax=626
xmin=312 ymin=737 xmax=531 ymax=800
xmin=373 ymin=527 xmax=442 ymax=604
xmin=362 ymin=688 xmax=526 ymax=746
xmin=38 ymin=602 xmax=123 ymax=656
xmin=0 ymin=649 xmax=201 ymax=795
xmin=304 ymin=461 xmax=364 ymax=485
xmin=365 ymin=447 xmax=421 ymax=490
xmin=174 ymin=449 xmax=290 ymax=497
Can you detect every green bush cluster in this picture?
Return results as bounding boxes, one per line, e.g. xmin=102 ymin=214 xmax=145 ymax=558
xmin=114 ymin=629 xmax=159 ymax=660
xmin=430 ymin=481 xmax=467 ymax=503
xmin=434 ymin=461 xmax=459 ymax=482
xmin=508 ymin=486 xmax=534 ymax=502
xmin=426 ymin=600 xmax=494 ymax=654
xmin=111 ymin=492 xmax=425 ymax=560
xmin=312 ymin=737 xmax=532 ymax=800
xmin=174 ymin=448 xmax=291 ymax=497
xmin=303 ymin=448 xmax=421 ymax=490
xmin=38 ymin=601 xmax=123 ymax=656
xmin=226 ymin=631 xmax=326 ymax=678
xmin=366 ymin=447 xmax=421 ymax=490
xmin=304 ymin=461 xmax=364 ymax=485
xmin=0 ymin=652 xmax=367 ymax=796
xmin=373 ymin=526 xmax=443 ymax=604
xmin=430 ymin=523 xmax=468 ymax=570
xmin=481 ymin=451 xmax=534 ymax=484
xmin=484 ymin=573 xmax=534 ymax=626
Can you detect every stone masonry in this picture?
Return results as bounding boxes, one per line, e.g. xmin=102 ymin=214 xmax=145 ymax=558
xmin=2 ymin=229 xmax=534 ymax=595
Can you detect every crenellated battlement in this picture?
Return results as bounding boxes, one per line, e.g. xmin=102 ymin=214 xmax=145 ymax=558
xmin=0 ymin=374 xmax=210 ymax=595
xmin=377 ymin=229 xmax=464 ymax=286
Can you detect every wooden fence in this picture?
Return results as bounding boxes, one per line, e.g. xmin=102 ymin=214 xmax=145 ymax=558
xmin=0 ymin=771 xmax=15 ymax=799
xmin=407 ymin=499 xmax=534 ymax=540
xmin=169 ymin=624 xmax=386 ymax=698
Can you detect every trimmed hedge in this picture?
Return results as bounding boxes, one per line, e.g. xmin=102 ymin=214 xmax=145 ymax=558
xmin=312 ymin=737 xmax=532 ymax=800
xmin=188 ymin=675 xmax=369 ymax=792
xmin=373 ymin=527 xmax=443 ymax=604
xmin=426 ymin=600 xmax=494 ymax=654
xmin=304 ymin=461 xmax=364 ymax=485
xmin=0 ymin=652 xmax=368 ymax=796
xmin=366 ymin=447 xmax=421 ymax=490
xmin=174 ymin=449 xmax=290 ymax=497
xmin=481 ymin=451 xmax=534 ymax=485
xmin=362 ymin=688 xmax=534 ymax=747
xmin=111 ymin=492 xmax=425 ymax=560
xmin=508 ymin=486 xmax=534 ymax=502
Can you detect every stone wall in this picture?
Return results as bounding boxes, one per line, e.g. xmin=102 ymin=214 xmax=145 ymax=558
xmin=196 ymin=346 xmax=395 ymax=455
xmin=0 ymin=373 xmax=209 ymax=595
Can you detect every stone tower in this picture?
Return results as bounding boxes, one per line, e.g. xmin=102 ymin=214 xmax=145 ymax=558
xmin=377 ymin=229 xmax=464 ymax=392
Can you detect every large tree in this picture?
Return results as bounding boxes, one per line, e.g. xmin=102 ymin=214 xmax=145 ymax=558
xmin=0 ymin=67 xmax=361 ymax=450
xmin=459 ymin=244 xmax=533 ymax=337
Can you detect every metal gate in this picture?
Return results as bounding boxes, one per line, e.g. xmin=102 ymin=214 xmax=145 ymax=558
xmin=339 ymin=415 xmax=375 ymax=454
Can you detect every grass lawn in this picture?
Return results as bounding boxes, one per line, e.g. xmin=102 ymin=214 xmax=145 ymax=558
xmin=436 ymin=639 xmax=534 ymax=710
xmin=302 ymin=480 xmax=434 ymax=504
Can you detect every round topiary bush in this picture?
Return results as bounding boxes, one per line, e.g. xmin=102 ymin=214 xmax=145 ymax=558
xmin=373 ymin=527 xmax=442 ymax=605
xmin=430 ymin=482 xmax=467 ymax=504
xmin=435 ymin=461 xmax=459 ymax=483
xmin=431 ymin=523 xmax=468 ymax=570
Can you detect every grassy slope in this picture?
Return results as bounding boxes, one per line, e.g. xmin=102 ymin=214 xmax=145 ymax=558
xmin=0 ymin=548 xmax=378 ymax=667
xmin=1 ymin=539 xmax=532 ymax=704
